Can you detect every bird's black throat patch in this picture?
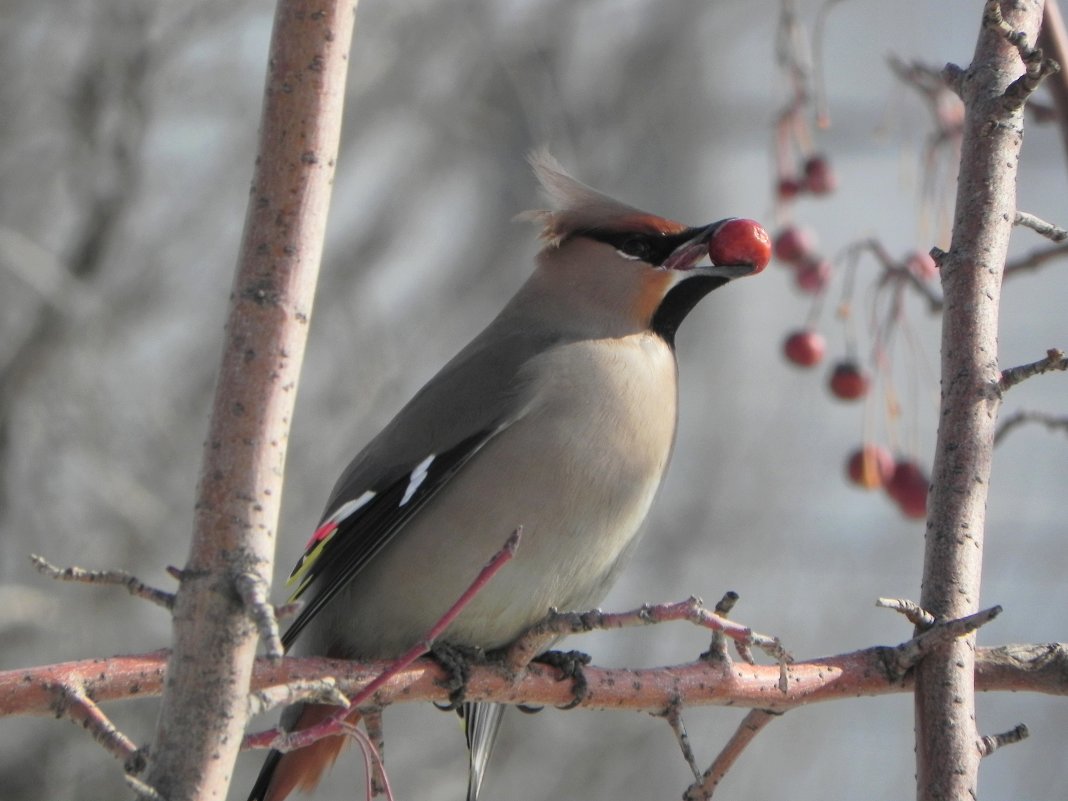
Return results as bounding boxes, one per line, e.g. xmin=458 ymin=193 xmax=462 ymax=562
xmin=651 ymin=275 xmax=729 ymax=347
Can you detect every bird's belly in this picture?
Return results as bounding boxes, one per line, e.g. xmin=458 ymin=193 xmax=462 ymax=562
xmin=301 ymin=336 xmax=678 ymax=659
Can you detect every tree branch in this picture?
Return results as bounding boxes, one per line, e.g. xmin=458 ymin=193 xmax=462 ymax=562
xmin=3 ymin=640 xmax=1067 ymax=724
xmin=998 ymin=347 xmax=1068 ymax=390
xmin=683 ymin=708 xmax=780 ymax=800
xmin=142 ymin=1 xmax=358 ymax=798
xmin=916 ymin=2 xmax=1045 ymax=798
xmin=30 ymin=554 xmax=175 ymax=611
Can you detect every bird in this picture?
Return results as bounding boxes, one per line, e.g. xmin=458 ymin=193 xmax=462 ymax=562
xmin=247 ymin=152 xmax=764 ymax=801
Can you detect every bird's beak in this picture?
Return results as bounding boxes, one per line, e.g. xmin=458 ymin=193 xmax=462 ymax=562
xmin=662 ymin=220 xmax=757 ymax=278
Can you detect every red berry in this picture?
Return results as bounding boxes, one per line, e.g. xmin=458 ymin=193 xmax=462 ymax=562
xmin=802 ymin=155 xmax=837 ymax=195
xmin=794 ymin=258 xmax=832 ymax=294
xmin=776 ymin=177 xmax=803 ymax=201
xmin=772 ymin=226 xmax=816 ymax=265
xmin=829 ymin=361 xmax=869 ymax=400
xmin=886 ymin=460 xmax=928 ymax=519
xmin=906 ymin=250 xmax=938 ymax=281
xmin=707 ymin=218 xmax=771 ymax=274
xmin=846 ymin=445 xmax=894 ymax=490
xmin=783 ymin=329 xmax=826 ymax=367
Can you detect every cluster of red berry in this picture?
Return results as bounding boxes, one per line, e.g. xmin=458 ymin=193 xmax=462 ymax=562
xmin=776 ymin=154 xmax=837 ymax=201
xmin=772 ymin=176 xmax=931 ymax=521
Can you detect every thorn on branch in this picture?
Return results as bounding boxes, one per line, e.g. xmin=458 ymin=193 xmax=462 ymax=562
xmin=999 ymin=348 xmax=1068 ymax=392
xmin=1014 ymin=211 xmax=1068 ymax=242
xmin=30 ymin=555 xmax=175 ymax=610
xmin=941 ymin=62 xmax=966 ymax=97
xmin=234 ymin=571 xmax=285 ymax=661
xmin=994 ymin=409 xmax=1068 ymax=445
xmin=876 ymin=597 xmax=936 ymax=630
xmin=883 ymin=605 xmax=1002 ymax=681
xmin=983 ymin=0 xmax=1062 ymax=109
xmin=125 ymin=773 xmax=167 ymax=801
xmin=978 ymin=722 xmax=1029 ymax=757
xmin=703 ymin=591 xmax=741 ymax=664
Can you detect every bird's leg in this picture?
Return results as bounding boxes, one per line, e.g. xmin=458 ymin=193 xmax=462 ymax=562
xmin=532 ymin=649 xmax=592 ymax=710
xmin=429 ymin=642 xmax=486 ymax=710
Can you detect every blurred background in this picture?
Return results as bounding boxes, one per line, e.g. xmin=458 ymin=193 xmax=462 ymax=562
xmin=0 ymin=1 xmax=1065 ymax=799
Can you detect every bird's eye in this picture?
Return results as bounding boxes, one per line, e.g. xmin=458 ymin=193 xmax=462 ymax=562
xmin=618 ymin=235 xmax=652 ymax=262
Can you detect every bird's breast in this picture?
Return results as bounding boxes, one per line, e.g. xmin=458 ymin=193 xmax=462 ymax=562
xmin=305 ymin=333 xmax=680 ymax=659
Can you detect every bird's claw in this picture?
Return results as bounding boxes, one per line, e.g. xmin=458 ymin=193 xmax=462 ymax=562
xmin=430 ymin=642 xmax=483 ymax=710
xmin=534 ymin=649 xmax=591 ymax=710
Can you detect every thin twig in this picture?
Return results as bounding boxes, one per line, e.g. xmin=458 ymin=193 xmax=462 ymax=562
xmin=684 ymin=709 xmax=780 ymax=800
xmin=977 ymin=723 xmax=1029 ymax=757
xmin=999 ymin=348 xmax=1068 ymax=392
xmin=659 ymin=697 xmax=701 ymax=781
xmin=362 ymin=709 xmax=391 ymax=798
xmin=994 ymin=409 xmax=1068 ymax=444
xmin=30 ymin=555 xmax=174 ymax=610
xmin=1014 ymin=211 xmax=1068 ymax=241
xmin=249 ymin=529 xmax=521 ymax=754
xmin=247 ymin=678 xmax=348 ymax=718
xmin=1004 ymin=241 xmax=1068 ymax=275
xmin=50 ymin=684 xmax=140 ymax=764
xmin=507 ymin=596 xmax=789 ymax=677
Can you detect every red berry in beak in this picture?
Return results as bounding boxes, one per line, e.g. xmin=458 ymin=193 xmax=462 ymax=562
xmin=707 ymin=218 xmax=771 ymax=274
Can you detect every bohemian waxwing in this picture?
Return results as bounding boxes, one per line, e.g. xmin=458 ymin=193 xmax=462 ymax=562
xmin=247 ymin=152 xmax=763 ymax=801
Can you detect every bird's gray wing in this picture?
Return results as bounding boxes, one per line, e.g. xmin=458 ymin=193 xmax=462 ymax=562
xmin=281 ymin=424 xmax=503 ymax=649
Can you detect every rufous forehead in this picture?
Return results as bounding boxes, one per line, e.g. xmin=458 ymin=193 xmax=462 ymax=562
xmin=616 ymin=212 xmax=688 ymax=236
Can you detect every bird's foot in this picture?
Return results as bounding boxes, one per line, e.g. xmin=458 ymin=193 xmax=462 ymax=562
xmin=430 ymin=642 xmax=485 ymax=710
xmin=533 ymin=649 xmax=592 ymax=710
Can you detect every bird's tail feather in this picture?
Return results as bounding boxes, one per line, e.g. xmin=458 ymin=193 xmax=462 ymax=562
xmin=247 ymin=703 xmax=355 ymax=801
xmin=463 ymin=701 xmax=506 ymax=801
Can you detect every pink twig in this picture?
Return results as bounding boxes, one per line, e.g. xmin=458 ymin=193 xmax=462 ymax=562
xmin=249 ymin=528 xmax=522 ymax=753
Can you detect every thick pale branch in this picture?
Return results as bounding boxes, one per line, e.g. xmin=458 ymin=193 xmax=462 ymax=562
xmin=144 ymin=0 xmax=358 ymax=797
xmin=916 ymin=1 xmax=1045 ymax=797
xmin=3 ymin=641 xmax=1067 ymax=723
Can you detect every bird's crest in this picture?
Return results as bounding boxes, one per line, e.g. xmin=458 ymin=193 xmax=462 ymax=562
xmin=519 ymin=150 xmax=685 ymax=246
